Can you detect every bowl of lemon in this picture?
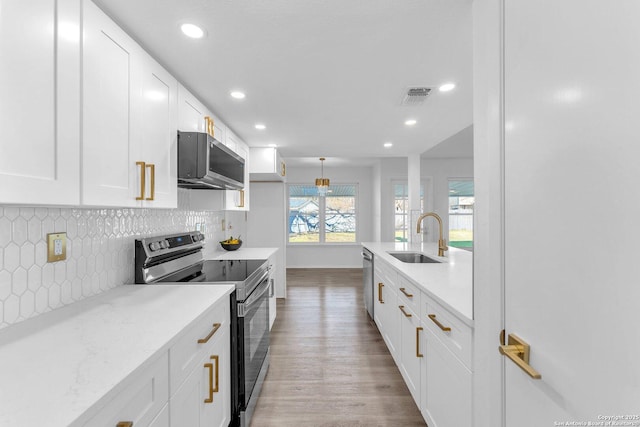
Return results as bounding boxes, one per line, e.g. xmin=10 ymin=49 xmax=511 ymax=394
xmin=220 ymin=236 xmax=242 ymax=251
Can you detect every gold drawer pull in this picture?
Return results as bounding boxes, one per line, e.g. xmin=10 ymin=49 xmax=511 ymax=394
xmin=399 ymin=305 xmax=412 ymax=318
xmin=197 ymin=323 xmax=221 ymax=344
xmin=416 ymin=327 xmax=423 ymax=358
xmin=428 ymin=314 xmax=451 ymax=332
xmin=145 ymin=163 xmax=155 ymax=201
xmin=135 ymin=161 xmax=146 ymax=200
xmin=499 ymin=334 xmax=541 ymax=380
xmin=117 ymin=423 xmax=133 ymax=427
xmin=399 ymin=287 xmax=413 ymax=298
xmin=204 ymin=355 xmax=220 ymax=403
xmin=377 ymin=282 xmax=384 ymax=303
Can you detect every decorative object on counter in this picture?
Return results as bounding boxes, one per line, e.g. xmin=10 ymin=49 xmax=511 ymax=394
xmin=315 ymin=157 xmax=330 ymax=196
xmin=416 ymin=212 xmax=448 ymax=257
xmin=220 ymin=236 xmax=242 ymax=251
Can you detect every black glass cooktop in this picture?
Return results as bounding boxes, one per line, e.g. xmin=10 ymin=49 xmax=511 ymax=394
xmin=200 ymin=259 xmax=266 ymax=282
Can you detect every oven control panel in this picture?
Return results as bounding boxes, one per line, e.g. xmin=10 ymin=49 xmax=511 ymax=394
xmin=146 ymin=232 xmax=204 ymax=252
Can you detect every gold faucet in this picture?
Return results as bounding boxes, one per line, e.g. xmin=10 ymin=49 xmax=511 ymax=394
xmin=416 ymin=212 xmax=448 ymax=257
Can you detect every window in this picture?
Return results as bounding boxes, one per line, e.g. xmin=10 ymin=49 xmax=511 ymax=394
xmin=393 ymin=181 xmax=424 ymax=242
xmin=288 ymin=184 xmax=357 ymax=243
xmin=448 ymin=180 xmax=474 ymax=249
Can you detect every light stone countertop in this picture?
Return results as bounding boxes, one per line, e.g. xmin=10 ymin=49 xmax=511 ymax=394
xmin=0 ymin=284 xmax=234 ymax=427
xmin=362 ymin=242 xmax=473 ymax=325
xmin=203 ymin=245 xmax=278 ymax=261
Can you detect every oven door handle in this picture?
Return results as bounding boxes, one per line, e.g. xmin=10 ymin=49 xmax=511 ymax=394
xmin=238 ymin=278 xmax=270 ymax=317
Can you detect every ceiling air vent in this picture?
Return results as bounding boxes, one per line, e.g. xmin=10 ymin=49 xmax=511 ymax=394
xmin=400 ymin=87 xmax=432 ymax=106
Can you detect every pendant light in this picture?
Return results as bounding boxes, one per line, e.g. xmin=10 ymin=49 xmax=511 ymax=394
xmin=315 ymin=157 xmax=330 ymax=196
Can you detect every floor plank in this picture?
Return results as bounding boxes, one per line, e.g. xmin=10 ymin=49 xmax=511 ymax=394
xmin=250 ymin=268 xmax=426 ymax=427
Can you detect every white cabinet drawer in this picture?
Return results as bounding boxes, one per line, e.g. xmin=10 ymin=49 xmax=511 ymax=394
xmin=397 ymin=274 xmax=421 ymax=313
xmin=169 ymin=297 xmax=230 ymax=395
xmin=374 ymin=259 xmax=397 ymax=292
xmin=422 ymin=297 xmax=472 ymax=369
xmin=82 ymin=352 xmax=169 ymax=427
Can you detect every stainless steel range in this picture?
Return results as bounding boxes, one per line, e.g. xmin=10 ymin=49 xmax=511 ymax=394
xmin=134 ymin=231 xmax=270 ymax=427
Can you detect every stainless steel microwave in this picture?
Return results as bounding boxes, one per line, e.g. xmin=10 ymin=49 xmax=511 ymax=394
xmin=177 ymin=131 xmax=245 ymax=190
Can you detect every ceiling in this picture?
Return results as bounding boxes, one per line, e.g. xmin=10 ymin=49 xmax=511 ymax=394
xmin=92 ymin=0 xmax=473 ymax=160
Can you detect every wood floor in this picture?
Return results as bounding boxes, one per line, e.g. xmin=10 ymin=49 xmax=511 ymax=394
xmin=251 ymin=268 xmax=426 ymax=427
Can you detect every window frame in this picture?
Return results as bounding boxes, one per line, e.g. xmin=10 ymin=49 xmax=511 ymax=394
xmin=287 ymin=182 xmax=359 ymax=245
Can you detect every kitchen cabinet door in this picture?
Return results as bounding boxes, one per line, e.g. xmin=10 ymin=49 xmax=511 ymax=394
xmin=224 ymin=131 xmax=249 ymax=211
xmin=170 ymin=326 xmax=230 ymax=427
xmin=374 ymin=260 xmax=400 ymax=362
xmin=82 ymin=0 xmax=141 ymax=207
xmin=421 ymin=325 xmax=471 ymax=427
xmin=398 ymin=303 xmax=422 ymax=406
xmin=249 ymin=147 xmax=287 ymax=182
xmin=0 ymin=0 xmax=80 ymax=205
xmin=137 ymin=53 xmax=178 ymax=208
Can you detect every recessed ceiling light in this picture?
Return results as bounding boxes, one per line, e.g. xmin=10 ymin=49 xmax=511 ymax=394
xmin=405 ymin=119 xmax=417 ymax=126
xmin=230 ymin=91 xmax=246 ymax=99
xmin=267 ymin=143 xmax=277 ymax=148
xmin=439 ymin=82 xmax=456 ymax=92
xmin=384 ymin=142 xmax=393 ymax=148
xmin=180 ymin=23 xmax=204 ymax=39
xmin=255 ymin=124 xmax=266 ymax=130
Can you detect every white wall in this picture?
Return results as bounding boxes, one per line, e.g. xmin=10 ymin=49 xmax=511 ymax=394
xmin=285 ymin=165 xmax=373 ymax=268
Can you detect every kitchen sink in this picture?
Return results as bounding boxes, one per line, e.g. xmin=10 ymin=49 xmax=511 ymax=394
xmin=387 ymin=252 xmax=441 ymax=263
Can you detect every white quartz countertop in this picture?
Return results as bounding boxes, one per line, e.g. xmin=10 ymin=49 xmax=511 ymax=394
xmin=0 ymin=284 xmax=234 ymax=427
xmin=362 ymin=242 xmax=473 ymax=324
xmin=203 ymin=245 xmax=278 ymax=261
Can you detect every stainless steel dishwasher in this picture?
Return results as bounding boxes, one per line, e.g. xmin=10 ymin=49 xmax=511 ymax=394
xmin=362 ymin=248 xmax=374 ymax=319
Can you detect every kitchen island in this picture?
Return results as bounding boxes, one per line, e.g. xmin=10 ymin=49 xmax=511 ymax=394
xmin=362 ymin=241 xmax=473 ymax=427
xmin=361 ymin=241 xmax=473 ymax=323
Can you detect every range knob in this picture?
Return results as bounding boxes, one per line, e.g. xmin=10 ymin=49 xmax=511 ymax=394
xmin=149 ymin=242 xmax=160 ymax=251
xmin=161 ymin=240 xmax=170 ymax=249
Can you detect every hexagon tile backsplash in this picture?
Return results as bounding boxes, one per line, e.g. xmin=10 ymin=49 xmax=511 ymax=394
xmin=0 ymin=189 xmax=233 ymax=329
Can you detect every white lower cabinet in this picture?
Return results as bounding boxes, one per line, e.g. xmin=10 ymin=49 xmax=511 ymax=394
xmin=82 ymin=353 xmax=169 ymax=427
xmin=170 ymin=326 xmax=230 ymax=427
xmin=369 ymin=252 xmax=473 ymax=427
xmin=374 ymin=259 xmax=400 ymax=362
xmin=421 ymin=325 xmax=472 ymax=427
xmin=398 ymin=302 xmax=423 ymax=405
xmin=169 ymin=298 xmax=231 ymax=427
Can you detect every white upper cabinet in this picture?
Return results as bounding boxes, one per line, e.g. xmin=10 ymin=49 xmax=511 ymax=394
xmin=137 ymin=53 xmax=178 ymax=208
xmin=0 ymin=0 xmax=81 ymax=205
xmin=177 ymin=85 xmax=226 ymax=145
xmin=224 ymin=129 xmax=249 ymax=211
xmin=249 ymin=147 xmax=286 ymax=182
xmin=82 ymin=0 xmax=177 ymax=208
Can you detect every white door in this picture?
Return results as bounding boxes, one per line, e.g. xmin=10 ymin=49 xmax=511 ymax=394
xmin=503 ymin=1 xmax=640 ymax=424
xmin=0 ymin=0 xmax=80 ymax=205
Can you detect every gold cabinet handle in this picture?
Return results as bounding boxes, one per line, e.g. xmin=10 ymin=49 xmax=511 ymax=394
xmin=145 ymin=163 xmax=155 ymax=201
xmin=498 ymin=333 xmax=542 ymax=380
xmin=116 ymin=423 xmax=133 ymax=427
xmin=428 ymin=314 xmax=451 ymax=332
xmin=237 ymin=189 xmax=245 ymax=207
xmin=135 ymin=161 xmax=146 ymax=200
xmin=281 ymin=161 xmax=286 ymax=177
xmin=416 ymin=327 xmax=424 ymax=358
xmin=204 ymin=355 xmax=220 ymax=403
xmin=377 ymin=282 xmax=384 ymax=303
xmin=399 ymin=305 xmax=412 ymax=318
xmin=197 ymin=323 xmax=221 ymax=344
xmin=399 ymin=287 xmax=413 ymax=298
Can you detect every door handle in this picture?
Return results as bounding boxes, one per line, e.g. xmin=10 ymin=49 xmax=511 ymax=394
xmin=377 ymin=282 xmax=384 ymax=303
xmin=399 ymin=305 xmax=412 ymax=318
xmin=498 ymin=333 xmax=542 ymax=379
xmin=145 ymin=163 xmax=155 ymax=201
xmin=136 ymin=161 xmax=146 ymax=200
xmin=416 ymin=327 xmax=423 ymax=358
